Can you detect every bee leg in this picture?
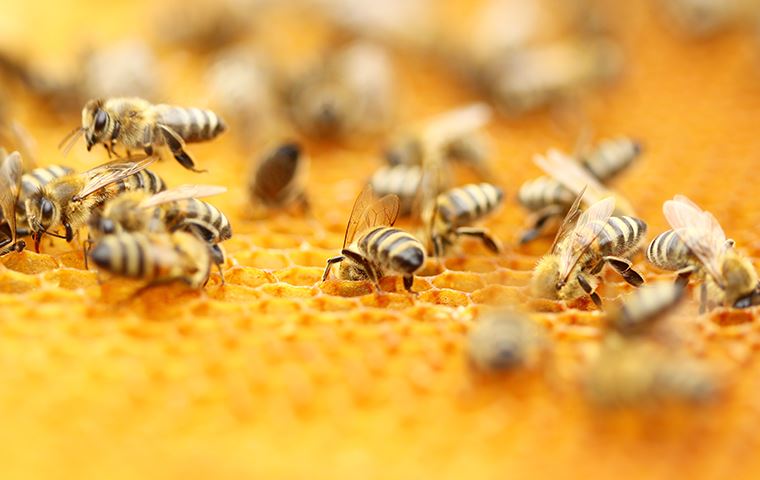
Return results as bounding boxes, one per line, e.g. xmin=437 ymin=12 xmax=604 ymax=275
xmin=159 ymin=124 xmax=207 ymax=173
xmin=577 ymin=275 xmax=602 ymax=308
xmin=82 ymin=236 xmax=93 ymax=270
xmin=455 ymin=227 xmax=500 ymax=254
xmin=402 ymin=275 xmax=415 ymax=292
xmin=0 ymin=239 xmax=25 ymax=256
xmin=604 ymin=256 xmax=644 ymax=287
xmin=432 ymin=235 xmax=446 ymax=258
xmin=519 ymin=206 xmax=564 ymax=245
xmin=64 ymin=223 xmax=74 ymax=243
xmin=675 ymin=267 xmax=695 ymax=288
xmin=699 ymin=282 xmax=707 ymax=314
xmin=322 ymin=255 xmax=345 ymax=281
xmin=341 ymin=249 xmax=382 ymax=292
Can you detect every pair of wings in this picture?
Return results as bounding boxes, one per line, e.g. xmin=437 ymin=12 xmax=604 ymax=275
xmin=549 ymin=187 xmax=616 ymax=284
xmin=663 ymin=195 xmax=728 ymax=287
xmin=72 ymin=156 xmax=158 ymax=201
xmin=342 ymin=185 xmax=400 ymax=248
xmin=0 ymin=149 xmax=23 ymax=243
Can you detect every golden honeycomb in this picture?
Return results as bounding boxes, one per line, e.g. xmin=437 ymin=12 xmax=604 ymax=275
xmin=1 ymin=1 xmax=760 ymax=479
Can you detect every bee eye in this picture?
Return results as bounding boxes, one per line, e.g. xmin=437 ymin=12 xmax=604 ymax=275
xmin=93 ymin=110 xmax=107 ymax=132
xmin=40 ymin=199 xmax=54 ymax=219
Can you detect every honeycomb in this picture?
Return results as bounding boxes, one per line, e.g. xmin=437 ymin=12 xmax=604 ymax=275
xmin=2 ymin=1 xmax=760 ymax=479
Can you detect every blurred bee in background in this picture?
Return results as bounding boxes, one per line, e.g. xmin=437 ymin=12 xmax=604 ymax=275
xmin=383 ymin=103 xmax=493 ymax=179
xmin=531 ymin=191 xmax=646 ymax=308
xmin=468 ymin=309 xmax=551 ymax=373
xmin=24 ymin=158 xmax=164 ymax=251
xmin=286 ymin=41 xmax=395 ymax=138
xmin=647 ymin=195 xmax=759 ymax=312
xmin=76 ymin=40 xmax=160 ymax=101
xmin=584 ymin=334 xmax=719 ymax=408
xmin=608 ymin=281 xmax=686 ymax=337
xmin=322 ymin=185 xmax=426 ymax=292
xmin=90 ymin=231 xmax=212 ymax=290
xmin=518 ymin=137 xmax=641 ymax=244
xmin=90 ymin=184 xmax=230 ymax=272
xmin=248 ymin=141 xmax=309 ymax=211
xmin=154 ymin=0 xmax=255 ymax=52
xmin=0 ymin=150 xmax=25 ymax=255
xmin=368 ymin=164 xmax=423 ymax=216
xmin=61 ymin=97 xmax=226 ymax=172
xmin=657 ymin=0 xmax=754 ymax=38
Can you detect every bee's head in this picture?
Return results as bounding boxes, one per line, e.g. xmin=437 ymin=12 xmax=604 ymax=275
xmin=722 ymin=250 xmax=758 ymax=304
xmin=25 ymin=189 xmax=61 ymax=251
xmin=82 ymin=99 xmax=109 ymax=151
xmin=530 ymin=254 xmax=561 ymax=300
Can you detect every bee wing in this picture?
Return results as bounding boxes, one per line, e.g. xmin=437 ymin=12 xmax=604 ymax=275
xmin=663 ymin=195 xmax=726 ymax=284
xmin=422 ymin=103 xmax=491 ymax=148
xmin=533 ymin=149 xmax=610 ymax=203
xmin=557 ymin=196 xmax=616 ymax=282
xmin=0 ymin=151 xmax=22 ymax=242
xmin=138 ymin=184 xmax=227 ymax=209
xmin=75 ymin=156 xmax=157 ymax=201
xmin=342 ymin=185 xmax=400 ymax=248
xmin=549 ymin=186 xmax=586 ymax=254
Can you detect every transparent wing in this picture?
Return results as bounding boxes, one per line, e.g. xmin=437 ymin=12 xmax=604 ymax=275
xmin=342 ymin=185 xmax=400 ymax=248
xmin=550 ymin=186 xmax=586 ymax=254
xmin=558 ymin=196 xmax=615 ymax=282
xmin=533 ymin=148 xmax=610 ymax=203
xmin=0 ymin=151 xmax=23 ymax=242
xmin=422 ymin=103 xmax=491 ymax=148
xmin=75 ymin=156 xmax=157 ymax=201
xmin=139 ymin=184 xmax=227 ymax=209
xmin=663 ymin=195 xmax=725 ymax=285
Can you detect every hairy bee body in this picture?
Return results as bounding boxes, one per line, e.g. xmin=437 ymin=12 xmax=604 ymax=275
xmin=26 ymin=168 xmax=164 ymax=242
xmin=90 ymin=231 xmax=211 ymax=289
xmin=646 ymin=229 xmax=695 ymax=271
xmin=11 ymin=164 xmax=74 ymax=234
xmin=430 ymin=183 xmax=503 ymax=256
xmin=532 ymin=215 xmax=647 ymax=304
xmin=151 ymin=104 xmax=225 ymax=143
xmin=249 ymin=143 xmax=308 ymax=209
xmin=369 ymin=164 xmax=423 ymax=216
xmin=581 ymin=138 xmax=641 ymax=182
xmin=339 ymin=226 xmax=426 ymax=283
xmin=468 ymin=310 xmax=549 ymax=373
xmin=517 ymin=176 xmax=575 ymax=212
xmin=610 ymin=282 xmax=685 ymax=336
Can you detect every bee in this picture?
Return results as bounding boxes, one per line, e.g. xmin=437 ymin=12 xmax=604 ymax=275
xmin=24 ymin=158 xmax=164 ymax=251
xmin=384 ymin=103 xmax=492 ymax=178
xmin=90 ymin=184 xmax=230 ymax=271
xmin=0 ymin=150 xmax=25 ymax=254
xmin=646 ymin=195 xmax=759 ymax=312
xmin=368 ymin=164 xmax=423 ymax=216
xmin=322 ymin=185 xmax=426 ymax=292
xmin=608 ymin=281 xmax=686 ymax=336
xmin=659 ymin=0 xmax=748 ymax=37
xmin=519 ymin=147 xmax=636 ymax=244
xmin=584 ymin=334 xmax=718 ymax=408
xmin=484 ymin=36 xmax=623 ymax=115
xmin=531 ymin=190 xmax=647 ymax=308
xmin=287 ymin=41 xmax=394 ymax=138
xmin=468 ymin=309 xmax=550 ymax=373
xmin=60 ymin=97 xmax=226 ymax=172
xmin=155 ymin=0 xmax=252 ymax=52
xmin=425 ymin=183 xmax=504 ymax=257
xmin=77 ymin=40 xmax=159 ymax=100
xmin=90 ymin=231 xmax=212 ymax=290
xmin=248 ymin=142 xmax=309 ymax=210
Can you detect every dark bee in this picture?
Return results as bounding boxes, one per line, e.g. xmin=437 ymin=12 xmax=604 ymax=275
xmin=248 ymin=142 xmax=309 ymax=210
xmin=608 ymin=282 xmax=686 ymax=336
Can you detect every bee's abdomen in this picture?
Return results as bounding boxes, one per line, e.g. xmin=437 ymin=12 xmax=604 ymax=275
xmin=250 ymin=143 xmax=303 ymax=205
xmin=104 ymin=169 xmax=165 ymax=199
xmin=358 ymin=226 xmax=425 ymax=274
xmin=581 ymin=137 xmax=641 ymax=182
xmin=90 ymin=233 xmax=158 ymax=280
xmin=166 ymin=198 xmax=232 ymax=243
xmin=596 ymin=216 xmax=647 ymax=257
xmin=154 ymin=105 xmax=226 ymax=143
xmin=517 ymin=176 xmax=575 ymax=211
xmin=647 ymin=230 xmax=692 ymax=271
xmin=21 ymin=165 xmax=74 ymax=197
xmin=369 ymin=164 xmax=422 ymax=215
xmin=437 ymin=183 xmax=504 ymax=227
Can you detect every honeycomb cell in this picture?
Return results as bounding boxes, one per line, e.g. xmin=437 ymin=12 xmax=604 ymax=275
xmin=225 ymin=266 xmax=277 ymax=288
xmin=431 ymin=270 xmax=485 ymax=292
xmin=3 ymin=251 xmax=59 ymax=275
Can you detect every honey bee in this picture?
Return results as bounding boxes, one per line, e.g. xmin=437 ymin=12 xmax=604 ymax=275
xmin=646 ymin=195 xmax=759 ymax=312
xmin=531 ymin=190 xmax=646 ymax=307
xmin=584 ymin=334 xmax=718 ymax=407
xmin=384 ymin=103 xmax=492 ymax=178
xmin=368 ymin=164 xmax=423 ymax=216
xmin=90 ymin=184 xmax=230 ymax=270
xmin=90 ymin=231 xmax=212 ymax=290
xmin=322 ymin=185 xmax=426 ymax=292
xmin=77 ymin=40 xmax=159 ymax=100
xmin=517 ymin=145 xmax=641 ymax=244
xmin=659 ymin=0 xmax=750 ymax=37
xmin=155 ymin=0 xmax=252 ymax=52
xmin=484 ymin=36 xmax=623 ymax=115
xmin=287 ymin=41 xmax=394 ymax=138
xmin=468 ymin=309 xmax=550 ymax=373
xmin=24 ymin=158 xmax=164 ymax=251
xmin=0 ymin=150 xmax=25 ymax=254
xmin=60 ymin=97 xmax=226 ymax=172
xmin=248 ymin=142 xmax=309 ymax=210
xmin=608 ymin=281 xmax=686 ymax=336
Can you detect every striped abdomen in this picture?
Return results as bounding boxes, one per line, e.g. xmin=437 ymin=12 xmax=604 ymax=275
xmin=162 ymin=198 xmax=232 ymax=243
xmin=356 ymin=226 xmax=425 ymax=275
xmin=369 ymin=164 xmax=422 ymax=215
xmin=98 ymin=169 xmax=165 ymax=203
xmin=154 ymin=104 xmax=226 ymax=142
xmin=593 ymin=215 xmax=647 ymax=258
xmin=646 ymin=230 xmax=694 ymax=271
xmin=581 ymin=137 xmax=640 ymax=182
xmin=436 ymin=183 xmax=504 ymax=229
xmin=90 ymin=232 xmax=211 ymax=288
xmin=517 ymin=176 xmax=575 ymax=211
xmin=21 ymin=165 xmax=74 ymax=197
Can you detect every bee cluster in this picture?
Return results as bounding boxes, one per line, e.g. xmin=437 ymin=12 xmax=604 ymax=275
xmin=0 ymin=0 xmax=758 ymax=418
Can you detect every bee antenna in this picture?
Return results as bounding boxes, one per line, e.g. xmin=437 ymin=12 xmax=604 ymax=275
xmin=58 ymin=127 xmax=85 ymax=156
